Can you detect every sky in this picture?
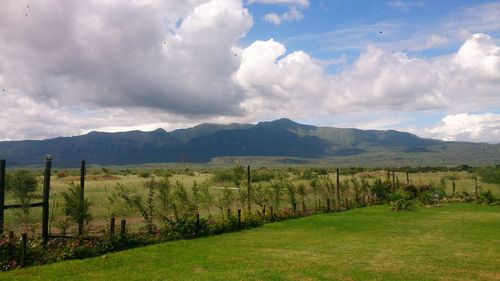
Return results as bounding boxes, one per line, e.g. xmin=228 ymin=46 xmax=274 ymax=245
xmin=0 ymin=0 xmax=499 ymax=143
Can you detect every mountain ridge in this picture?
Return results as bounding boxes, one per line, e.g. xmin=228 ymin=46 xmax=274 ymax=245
xmin=0 ymin=118 xmax=498 ymax=167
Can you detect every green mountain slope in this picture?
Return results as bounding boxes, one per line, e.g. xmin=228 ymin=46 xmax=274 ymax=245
xmin=0 ymin=118 xmax=498 ymax=167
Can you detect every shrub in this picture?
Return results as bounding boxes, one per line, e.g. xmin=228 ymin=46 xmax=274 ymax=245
xmin=138 ymin=171 xmax=151 ymax=178
xmin=371 ymin=178 xmax=391 ymax=201
xmin=389 ymin=191 xmax=414 ymax=211
xmin=162 ymin=215 xmax=208 ymax=240
xmin=476 ymin=166 xmax=500 ymax=185
xmin=5 ymin=170 xmax=39 ymax=232
xmin=61 ymin=182 xmax=92 ymax=235
xmin=478 ymin=190 xmax=496 ymax=204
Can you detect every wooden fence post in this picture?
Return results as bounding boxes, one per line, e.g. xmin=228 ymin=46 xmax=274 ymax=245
xmin=110 ymin=217 xmax=115 ymax=235
xmin=247 ymin=165 xmax=251 ymax=212
xmin=21 ymin=233 xmax=27 ymax=267
xmin=78 ymin=160 xmax=85 ymax=236
xmin=8 ymin=231 xmax=14 ymax=258
xmin=474 ymin=178 xmax=478 ymax=200
xmin=452 ymin=181 xmax=456 ymax=195
xmin=237 ymin=209 xmax=241 ymax=229
xmin=293 ymin=202 xmax=297 ymax=214
xmin=406 ymin=172 xmax=410 ymax=185
xmin=336 ymin=168 xmax=340 ymax=211
xmin=326 ymin=198 xmax=330 ymax=212
xmin=195 ymin=213 xmax=200 ymax=236
xmin=42 ymin=156 xmax=52 ymax=246
xmin=392 ymin=171 xmax=396 ymax=191
xmin=0 ymin=159 xmax=5 ymax=235
xmin=345 ymin=198 xmax=349 ymax=210
xmin=120 ymin=219 xmax=126 ymax=238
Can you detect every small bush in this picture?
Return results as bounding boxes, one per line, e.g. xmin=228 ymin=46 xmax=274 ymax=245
xmin=138 ymin=171 xmax=151 ymax=178
xmin=389 ymin=191 xmax=414 ymax=211
xmin=478 ymin=190 xmax=496 ymax=204
xmin=162 ymin=215 xmax=208 ymax=240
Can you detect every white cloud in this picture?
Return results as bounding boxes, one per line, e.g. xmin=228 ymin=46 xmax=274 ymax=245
xmin=454 ymin=33 xmax=500 ymax=76
xmin=235 ymin=39 xmax=329 ymax=120
xmin=263 ymin=6 xmax=304 ymax=25
xmin=248 ymin=0 xmax=309 ymax=8
xmin=0 ymin=0 xmax=252 ymax=116
xmin=234 ymin=33 xmax=500 ymax=129
xmin=423 ymin=113 xmax=500 ymax=143
xmin=386 ymin=1 xmax=424 ymax=10
xmin=409 ymin=34 xmax=449 ymax=51
xmin=250 ymin=0 xmax=307 ymax=25
xmin=1 ymin=0 xmax=500 ymax=144
xmin=263 ymin=13 xmax=282 ymax=25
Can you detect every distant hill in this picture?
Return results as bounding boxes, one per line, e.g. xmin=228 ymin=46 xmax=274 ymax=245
xmin=0 ymin=118 xmax=499 ymax=167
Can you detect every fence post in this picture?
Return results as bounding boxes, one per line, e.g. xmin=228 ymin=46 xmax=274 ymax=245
xmin=452 ymin=181 xmax=456 ymax=195
xmin=336 ymin=168 xmax=341 ymax=211
xmin=293 ymin=202 xmax=297 ymax=214
xmin=120 ymin=219 xmax=126 ymax=238
xmin=247 ymin=165 xmax=251 ymax=212
xmin=21 ymin=233 xmax=27 ymax=267
xmin=110 ymin=217 xmax=115 ymax=235
xmin=392 ymin=171 xmax=396 ymax=191
xmin=42 ymin=156 xmax=52 ymax=246
xmin=474 ymin=178 xmax=478 ymax=200
xmin=406 ymin=172 xmax=410 ymax=185
xmin=8 ymin=231 xmax=14 ymax=258
xmin=78 ymin=160 xmax=85 ymax=236
xmin=195 ymin=213 xmax=200 ymax=236
xmin=0 ymin=159 xmax=5 ymax=235
xmin=237 ymin=209 xmax=241 ymax=229
xmin=345 ymin=198 xmax=349 ymax=210
xmin=326 ymin=198 xmax=330 ymax=212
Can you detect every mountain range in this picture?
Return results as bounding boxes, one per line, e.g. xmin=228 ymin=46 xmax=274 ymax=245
xmin=1 ymin=118 xmax=499 ymax=167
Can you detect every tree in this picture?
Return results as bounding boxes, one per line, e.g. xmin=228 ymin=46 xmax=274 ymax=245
xmin=7 ymin=170 xmax=39 ymax=233
xmin=157 ymin=177 xmax=174 ymax=220
xmin=113 ymin=182 xmax=156 ymax=234
xmin=217 ymin=186 xmax=234 ymax=217
xmin=232 ymin=165 xmax=245 ymax=189
xmin=269 ymin=180 xmax=283 ymax=209
xmin=61 ymin=182 xmax=92 ymax=235
xmin=253 ymin=183 xmax=268 ymax=211
xmin=200 ymin=182 xmax=214 ymax=221
xmin=297 ymin=183 xmax=307 ymax=214
xmin=286 ymin=182 xmax=297 ymax=211
xmin=310 ymin=178 xmax=319 ymax=210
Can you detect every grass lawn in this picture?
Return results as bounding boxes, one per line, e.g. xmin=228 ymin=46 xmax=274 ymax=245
xmin=2 ymin=203 xmax=499 ymax=281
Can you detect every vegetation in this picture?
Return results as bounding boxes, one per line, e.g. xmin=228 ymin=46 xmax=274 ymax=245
xmin=5 ymin=171 xmax=39 ymax=233
xmin=0 ymin=164 xmax=499 ymax=273
xmin=2 ymin=204 xmax=499 ymax=281
xmin=60 ymin=183 xmax=92 ymax=235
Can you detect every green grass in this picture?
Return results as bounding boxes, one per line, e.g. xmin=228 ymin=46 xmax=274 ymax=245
xmin=2 ymin=203 xmax=499 ymax=281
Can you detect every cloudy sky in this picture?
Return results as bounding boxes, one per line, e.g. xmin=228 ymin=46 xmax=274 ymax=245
xmin=0 ymin=0 xmax=499 ymax=143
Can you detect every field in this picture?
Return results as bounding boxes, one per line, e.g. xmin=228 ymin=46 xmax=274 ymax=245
xmin=1 ymin=203 xmax=499 ymax=280
xmin=2 ymin=167 xmax=499 ymax=235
